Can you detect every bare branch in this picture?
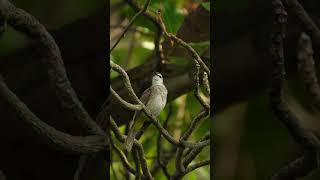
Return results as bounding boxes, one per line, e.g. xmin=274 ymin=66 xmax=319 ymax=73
xmin=0 ymin=76 xmax=108 ymax=154
xmin=270 ymin=0 xmax=320 ymax=178
xmin=109 ymin=116 xmax=153 ymax=179
xmin=184 ymin=160 xmax=210 ymax=175
xmin=283 ymin=0 xmax=320 ymax=51
xmin=183 ymin=132 xmax=210 ymax=167
xmin=297 ymin=32 xmax=320 ymax=109
xmin=111 ymin=87 xmax=143 ymax=111
xmin=156 ymin=103 xmax=172 ymax=179
xmin=0 ymin=0 xmax=103 ymax=135
xmin=271 ymin=151 xmax=317 ymax=180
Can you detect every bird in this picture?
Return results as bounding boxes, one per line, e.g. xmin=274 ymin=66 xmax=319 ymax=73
xmin=124 ymin=72 xmax=168 ymax=152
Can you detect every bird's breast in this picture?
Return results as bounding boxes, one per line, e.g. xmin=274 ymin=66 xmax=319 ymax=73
xmin=146 ymin=94 xmax=166 ymax=117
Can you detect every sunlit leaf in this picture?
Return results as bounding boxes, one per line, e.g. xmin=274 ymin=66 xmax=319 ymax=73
xmin=201 ymin=2 xmax=210 ymax=12
xmin=161 ymin=0 xmax=184 ymax=34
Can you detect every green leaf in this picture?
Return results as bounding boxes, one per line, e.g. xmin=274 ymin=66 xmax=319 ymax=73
xmin=201 ymin=2 xmax=210 ymax=12
xmin=126 ymin=7 xmax=157 ymax=32
xmin=161 ymin=0 xmax=184 ymax=34
xmin=169 ymin=56 xmax=189 ymax=65
xmin=188 ymin=41 xmax=210 ymax=55
xmin=125 ymin=0 xmax=184 ymax=34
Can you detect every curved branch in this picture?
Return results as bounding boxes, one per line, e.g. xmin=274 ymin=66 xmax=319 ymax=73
xmin=271 ymin=151 xmax=317 ymax=180
xmin=109 ymin=116 xmax=153 ymax=180
xmin=0 ymin=0 xmax=103 ymax=135
xmin=270 ymin=0 xmax=320 ymax=178
xmin=297 ymin=32 xmax=320 ymax=109
xmin=109 ymin=136 xmax=136 ymax=174
xmin=0 ymin=76 xmax=107 ymax=154
xmin=110 ymin=87 xmax=143 ymax=111
xmin=111 ymin=60 xmax=209 ymax=149
xmin=184 ymin=160 xmax=210 ymax=175
xmin=183 ymin=132 xmax=210 ymax=167
xmin=270 ymin=0 xmax=320 ymax=152
xmin=283 ymin=0 xmax=320 ymax=51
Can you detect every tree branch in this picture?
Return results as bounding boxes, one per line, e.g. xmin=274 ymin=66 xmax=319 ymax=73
xmin=0 ymin=75 xmax=107 ymax=154
xmin=297 ymin=32 xmax=320 ymax=109
xmin=283 ymin=0 xmax=320 ymax=52
xmin=0 ymin=0 xmax=103 ymax=135
xmin=270 ymin=0 xmax=320 ymax=178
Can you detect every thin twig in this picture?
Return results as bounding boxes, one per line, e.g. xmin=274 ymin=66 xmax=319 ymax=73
xmin=111 ymin=87 xmax=143 ymax=111
xmin=109 ymin=116 xmax=153 ymax=180
xmin=156 ymin=103 xmax=172 ymax=179
xmin=125 ymin=0 xmax=210 ymax=75
xmin=184 ymin=160 xmax=210 ymax=174
xmin=110 ymin=137 xmax=136 ymax=174
xmin=110 ymin=0 xmax=151 ymax=52
xmin=110 ymin=25 xmax=153 ymax=37
xmin=133 ymin=148 xmax=142 ymax=180
xmin=183 ymin=132 xmax=210 ymax=167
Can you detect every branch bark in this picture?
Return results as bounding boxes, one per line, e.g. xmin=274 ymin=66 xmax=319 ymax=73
xmin=1 ymin=0 xmax=104 ymax=135
xmin=0 ymin=75 xmax=108 ymax=154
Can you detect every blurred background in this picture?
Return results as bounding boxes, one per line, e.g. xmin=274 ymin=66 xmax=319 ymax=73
xmin=213 ymin=0 xmax=320 ymax=179
xmin=110 ymin=0 xmax=210 ymax=179
xmin=0 ymin=0 xmax=106 ymax=179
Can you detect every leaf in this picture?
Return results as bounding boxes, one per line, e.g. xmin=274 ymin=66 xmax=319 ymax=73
xmin=126 ymin=7 xmax=157 ymax=32
xmin=201 ymin=2 xmax=210 ymax=12
xmin=125 ymin=0 xmax=184 ymax=34
xmin=161 ymin=0 xmax=184 ymax=34
xmin=169 ymin=56 xmax=189 ymax=65
xmin=188 ymin=41 xmax=210 ymax=55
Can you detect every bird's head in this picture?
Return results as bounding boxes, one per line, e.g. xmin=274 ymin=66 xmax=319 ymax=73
xmin=152 ymin=72 xmax=163 ymax=85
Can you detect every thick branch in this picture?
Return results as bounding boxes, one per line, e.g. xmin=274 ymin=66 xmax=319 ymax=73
xmin=284 ymin=0 xmax=320 ymax=51
xmin=0 ymin=76 xmax=107 ymax=154
xmin=270 ymin=0 xmax=320 ymax=178
xmin=271 ymin=151 xmax=317 ymax=180
xmin=297 ymin=32 xmax=320 ymax=109
xmin=1 ymin=0 xmax=103 ymax=135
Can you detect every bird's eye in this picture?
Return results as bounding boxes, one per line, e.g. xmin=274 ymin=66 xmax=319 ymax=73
xmin=155 ymin=72 xmax=162 ymax=78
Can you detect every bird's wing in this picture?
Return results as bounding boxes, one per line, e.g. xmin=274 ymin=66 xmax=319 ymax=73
xmin=125 ymin=87 xmax=151 ymax=152
xmin=132 ymin=87 xmax=151 ymax=120
xmin=140 ymin=87 xmax=152 ymax=104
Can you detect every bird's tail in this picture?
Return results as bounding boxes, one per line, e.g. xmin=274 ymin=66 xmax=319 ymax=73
xmin=124 ymin=128 xmax=137 ymax=152
xmin=125 ymin=111 xmax=138 ymax=152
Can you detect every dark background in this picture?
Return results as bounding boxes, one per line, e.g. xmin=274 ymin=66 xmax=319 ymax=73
xmin=0 ymin=0 xmax=107 ymax=179
xmin=213 ymin=0 xmax=320 ymax=180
